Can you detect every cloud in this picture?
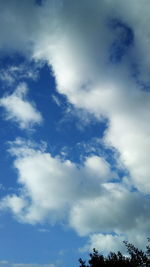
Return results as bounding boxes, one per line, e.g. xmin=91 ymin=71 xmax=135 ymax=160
xmin=33 ymin=0 xmax=150 ymax=195
xmin=0 ymin=63 xmax=40 ymax=87
xmin=0 ymin=83 xmax=43 ymax=129
xmin=0 ymin=1 xmax=150 ymax=188
xmin=69 ymin=183 xmax=150 ymax=237
xmin=1 ymin=140 xmax=150 ymax=253
xmin=71 ymin=80 xmax=150 ymax=193
xmin=0 ymin=195 xmax=26 ymax=214
xmin=6 ymin=0 xmax=147 ymax=194
xmin=80 ymin=232 xmax=148 ymax=255
xmin=1 ymin=139 xmax=113 ymax=224
xmin=84 ymin=156 xmax=115 ymax=181
xmin=70 ymin=183 xmax=150 ymax=252
xmin=0 ymin=0 xmax=39 ymax=55
xmin=80 ymin=234 xmax=126 ymax=254
xmin=0 ymin=0 xmax=150 ymax=252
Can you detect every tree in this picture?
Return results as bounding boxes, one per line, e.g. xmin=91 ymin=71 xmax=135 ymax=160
xmin=79 ymin=239 xmax=150 ymax=266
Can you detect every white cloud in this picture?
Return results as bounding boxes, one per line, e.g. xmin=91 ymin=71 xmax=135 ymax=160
xmin=80 ymin=232 xmax=148 ymax=255
xmin=0 ymin=195 xmax=26 ymax=214
xmin=0 ymin=1 xmax=150 ymax=192
xmin=72 ymin=80 xmax=150 ymax=193
xmin=69 ymin=182 xmax=150 ymax=238
xmin=84 ymin=156 xmax=116 ymax=181
xmin=0 ymin=63 xmax=40 ymax=87
xmin=0 ymin=0 xmax=150 ymax=253
xmin=80 ymin=234 xmax=126 ymax=254
xmin=0 ymin=83 xmax=43 ymax=129
xmin=33 ymin=0 xmax=150 ymax=195
xmin=1 ymin=140 xmax=113 ymax=224
xmin=6 ymin=0 xmax=147 ymax=195
xmin=1 ymin=140 xmax=150 ymax=254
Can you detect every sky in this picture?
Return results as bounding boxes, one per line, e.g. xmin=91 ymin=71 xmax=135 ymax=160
xmin=0 ymin=0 xmax=150 ymax=266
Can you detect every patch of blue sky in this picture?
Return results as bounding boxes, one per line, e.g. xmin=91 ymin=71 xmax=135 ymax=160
xmin=0 ymin=53 xmax=28 ymax=75
xmin=0 ymin=54 xmax=128 ymax=267
xmin=138 ymin=81 xmax=150 ymax=92
xmin=26 ymin=63 xmax=108 ymax=160
xmin=35 ymin=0 xmax=44 ymax=6
xmin=0 ymin=211 xmax=87 ymax=267
xmin=0 ymin=155 xmax=20 ymax=197
xmin=0 ymin=54 xmax=129 ymax=199
xmin=109 ymin=19 xmax=134 ymax=63
xmin=0 ymin=121 xmax=27 ymax=194
xmin=0 ymin=53 xmax=24 ymax=66
xmin=0 ymin=55 xmax=41 ymax=91
xmin=131 ymin=62 xmax=150 ymax=92
xmin=0 ymin=54 xmax=125 ymax=188
xmin=0 ymin=55 xmax=113 ymax=187
xmin=0 ymin=54 xmax=106 ymax=148
xmin=0 ymin=55 xmax=40 ymax=190
xmin=108 ymin=19 xmax=150 ymax=92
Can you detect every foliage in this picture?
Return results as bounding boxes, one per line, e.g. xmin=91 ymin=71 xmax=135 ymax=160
xmin=79 ymin=239 xmax=150 ymax=266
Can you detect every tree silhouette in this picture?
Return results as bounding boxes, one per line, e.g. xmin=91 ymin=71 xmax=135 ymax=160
xmin=79 ymin=239 xmax=150 ymax=266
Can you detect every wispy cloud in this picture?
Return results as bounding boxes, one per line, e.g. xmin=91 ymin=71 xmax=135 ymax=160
xmin=0 ymin=83 xmax=43 ymax=129
xmin=0 ymin=63 xmax=40 ymax=87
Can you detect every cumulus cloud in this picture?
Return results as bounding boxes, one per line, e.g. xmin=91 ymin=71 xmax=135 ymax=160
xmin=69 ymin=183 xmax=150 ymax=238
xmin=35 ymin=0 xmax=150 ymax=195
xmin=0 ymin=83 xmax=43 ymax=129
xmin=12 ymin=0 xmax=149 ymax=193
xmin=0 ymin=1 xmax=150 ymax=188
xmin=1 ymin=139 xmax=113 ymax=224
xmin=80 ymin=234 xmax=126 ymax=254
xmin=71 ymin=182 xmax=150 ymax=252
xmin=0 ymin=0 xmax=150 ymax=253
xmin=72 ymin=81 xmax=150 ymax=193
xmin=1 ymin=140 xmax=150 ymax=252
xmin=80 ymin=232 xmax=148 ymax=255
xmin=0 ymin=195 xmax=26 ymax=214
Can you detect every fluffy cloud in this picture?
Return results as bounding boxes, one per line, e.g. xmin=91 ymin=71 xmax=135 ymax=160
xmin=17 ymin=0 xmax=150 ymax=194
xmin=0 ymin=83 xmax=43 ymax=129
xmin=0 ymin=2 xmax=150 ymax=190
xmin=80 ymin=234 xmax=126 ymax=254
xmin=69 ymin=183 xmax=150 ymax=238
xmin=81 ymin=232 xmax=148 ymax=254
xmin=1 ymin=140 xmax=150 ymax=253
xmin=0 ymin=0 xmax=150 ymax=253
xmin=71 ymin=182 xmax=150 ymax=252
xmin=37 ymin=0 xmax=150 ymax=195
xmin=71 ymin=81 xmax=150 ymax=193
xmin=1 ymin=139 xmax=113 ymax=224
xmin=1 ymin=195 xmax=26 ymax=214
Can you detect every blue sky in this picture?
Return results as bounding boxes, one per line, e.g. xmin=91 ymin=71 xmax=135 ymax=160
xmin=0 ymin=0 xmax=150 ymax=266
